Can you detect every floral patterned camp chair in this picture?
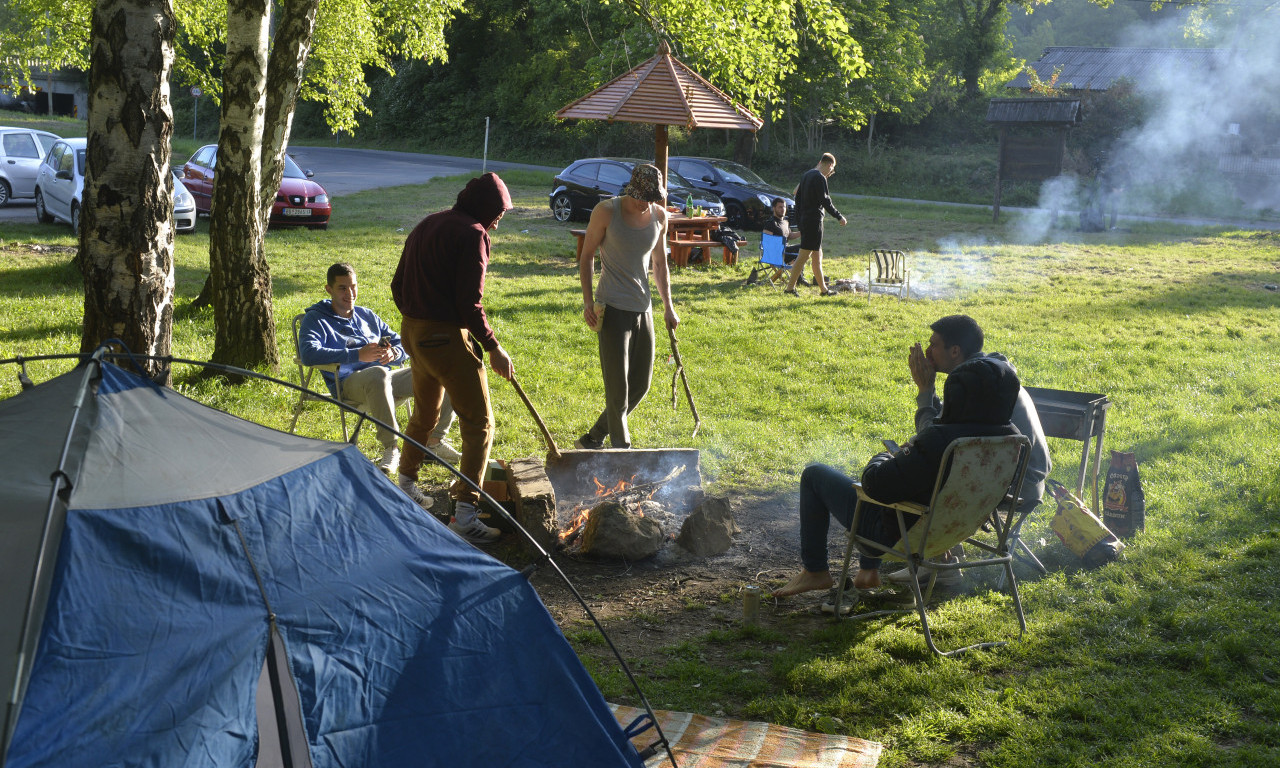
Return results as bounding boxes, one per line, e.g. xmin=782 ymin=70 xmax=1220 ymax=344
xmin=835 ymin=434 xmax=1032 ymax=656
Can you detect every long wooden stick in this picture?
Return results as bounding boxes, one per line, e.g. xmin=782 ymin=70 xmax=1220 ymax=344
xmin=667 ymin=326 xmax=701 ymax=439
xmin=509 ymin=375 xmax=562 ymax=460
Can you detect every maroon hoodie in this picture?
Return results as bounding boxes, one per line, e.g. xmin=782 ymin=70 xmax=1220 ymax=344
xmin=391 ymin=172 xmax=513 ymax=351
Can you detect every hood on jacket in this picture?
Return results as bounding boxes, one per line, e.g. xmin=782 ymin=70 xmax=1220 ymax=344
xmin=939 ymin=356 xmax=1019 ymax=425
xmin=454 ymin=172 xmax=513 ymax=229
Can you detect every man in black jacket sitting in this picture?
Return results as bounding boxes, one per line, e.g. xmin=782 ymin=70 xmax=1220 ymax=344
xmin=772 ymin=356 xmax=1023 ymax=598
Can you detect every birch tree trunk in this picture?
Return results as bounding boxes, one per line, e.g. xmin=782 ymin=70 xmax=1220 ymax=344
xmin=258 ymin=0 xmax=320 ymax=224
xmin=208 ymin=0 xmax=277 ymax=371
xmin=79 ymin=0 xmax=176 ymax=384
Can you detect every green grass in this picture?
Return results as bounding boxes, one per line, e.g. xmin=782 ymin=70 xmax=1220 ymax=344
xmin=2 ymin=175 xmax=1279 ymax=767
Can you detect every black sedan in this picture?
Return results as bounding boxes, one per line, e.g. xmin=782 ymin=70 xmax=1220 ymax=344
xmin=668 ymin=156 xmax=794 ymax=230
xmin=549 ymin=157 xmax=725 ymax=223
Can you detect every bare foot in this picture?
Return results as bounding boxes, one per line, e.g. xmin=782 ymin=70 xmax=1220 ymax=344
xmin=771 ymin=569 xmax=835 ymax=598
xmin=853 ymin=569 xmax=881 ymax=590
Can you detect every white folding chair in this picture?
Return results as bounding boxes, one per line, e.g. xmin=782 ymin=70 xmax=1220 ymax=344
xmin=867 ymin=248 xmax=910 ymax=299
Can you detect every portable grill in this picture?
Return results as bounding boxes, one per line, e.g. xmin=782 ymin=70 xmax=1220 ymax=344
xmin=1011 ymin=386 xmax=1110 ymax=575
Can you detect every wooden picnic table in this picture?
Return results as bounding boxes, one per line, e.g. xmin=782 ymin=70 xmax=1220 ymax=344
xmin=568 ymin=213 xmax=744 ymax=268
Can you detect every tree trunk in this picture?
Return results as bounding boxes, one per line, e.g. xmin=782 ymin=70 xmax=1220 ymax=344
xmin=79 ymin=0 xmax=176 ymax=384
xmin=258 ymin=0 xmax=320 ymax=225
xmin=209 ymin=0 xmax=277 ymax=372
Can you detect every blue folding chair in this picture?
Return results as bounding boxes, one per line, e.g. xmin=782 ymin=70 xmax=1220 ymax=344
xmin=747 ymin=232 xmax=791 ymax=287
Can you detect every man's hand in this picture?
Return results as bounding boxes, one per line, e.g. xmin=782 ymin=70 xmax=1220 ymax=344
xmin=838 ymin=214 xmax=848 ymax=227
xmin=489 ymin=345 xmax=514 ymax=381
xmin=358 ymin=342 xmax=394 ymax=364
xmin=664 ymin=306 xmax=680 ymax=331
xmin=583 ymin=302 xmax=599 ymax=330
xmin=908 ymin=341 xmax=936 ymax=393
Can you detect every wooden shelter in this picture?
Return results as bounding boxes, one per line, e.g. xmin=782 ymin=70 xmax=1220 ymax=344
xmin=555 ymin=41 xmax=762 ymax=196
xmin=987 ymin=97 xmax=1082 ymax=221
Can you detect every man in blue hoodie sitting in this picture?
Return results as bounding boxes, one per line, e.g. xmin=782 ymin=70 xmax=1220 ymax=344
xmin=299 ymin=263 xmax=459 ymax=487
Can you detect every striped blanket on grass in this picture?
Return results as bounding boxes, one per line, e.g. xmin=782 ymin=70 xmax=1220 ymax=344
xmin=610 ymin=704 xmax=882 ymax=768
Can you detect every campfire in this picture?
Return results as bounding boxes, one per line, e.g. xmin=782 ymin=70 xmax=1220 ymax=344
xmin=559 ymin=467 xmax=684 ymax=553
xmin=505 ymin=447 xmax=733 ymax=561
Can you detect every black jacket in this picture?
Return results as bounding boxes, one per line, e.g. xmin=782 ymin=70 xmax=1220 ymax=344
xmin=862 ymin=356 xmax=1022 ymax=505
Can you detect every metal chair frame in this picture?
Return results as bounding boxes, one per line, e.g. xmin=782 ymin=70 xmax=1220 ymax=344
xmin=287 ymin=313 xmax=364 ymax=443
xmin=867 ymin=248 xmax=910 ymax=299
xmin=835 ymin=435 xmax=1032 ymax=656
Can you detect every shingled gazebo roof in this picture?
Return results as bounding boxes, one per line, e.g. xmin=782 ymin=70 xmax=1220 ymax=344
xmin=555 ymin=42 xmax=762 ymax=132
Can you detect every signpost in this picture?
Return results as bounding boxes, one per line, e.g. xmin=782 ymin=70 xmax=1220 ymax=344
xmin=190 ymin=86 xmax=202 ymax=141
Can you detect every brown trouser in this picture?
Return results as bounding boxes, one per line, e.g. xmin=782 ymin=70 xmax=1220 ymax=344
xmin=397 ymin=317 xmax=492 ymax=505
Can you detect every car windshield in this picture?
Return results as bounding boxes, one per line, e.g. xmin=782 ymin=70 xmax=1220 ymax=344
xmin=282 ymin=155 xmax=307 ymax=179
xmin=708 ymin=159 xmax=769 ymax=186
xmin=667 ymin=169 xmax=697 ymax=188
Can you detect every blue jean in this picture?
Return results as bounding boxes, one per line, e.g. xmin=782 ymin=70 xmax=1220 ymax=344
xmin=799 ymin=463 xmax=904 ymax=573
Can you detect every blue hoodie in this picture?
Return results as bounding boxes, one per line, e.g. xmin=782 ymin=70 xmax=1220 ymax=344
xmin=298 ymin=298 xmax=405 ymax=396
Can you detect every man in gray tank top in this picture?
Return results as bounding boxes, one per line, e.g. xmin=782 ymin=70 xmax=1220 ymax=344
xmin=574 ymin=163 xmax=680 ymax=449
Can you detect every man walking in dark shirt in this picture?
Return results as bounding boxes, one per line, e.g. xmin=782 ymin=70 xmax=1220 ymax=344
xmin=785 ymin=153 xmax=846 ymax=297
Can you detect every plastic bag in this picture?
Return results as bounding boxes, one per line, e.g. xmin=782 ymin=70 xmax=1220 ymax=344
xmin=1047 ymin=479 xmax=1124 ymax=568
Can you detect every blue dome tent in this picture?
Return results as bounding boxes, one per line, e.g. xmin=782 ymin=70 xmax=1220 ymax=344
xmin=0 ymin=357 xmax=649 ymax=768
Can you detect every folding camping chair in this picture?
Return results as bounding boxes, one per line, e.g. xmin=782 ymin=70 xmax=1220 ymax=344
xmin=287 ymin=313 xmax=357 ymax=441
xmin=285 ymin=313 xmax=413 ymax=443
xmin=867 ymin=248 xmax=910 ymax=299
xmin=748 ymin=232 xmax=792 ymax=286
xmin=834 ymin=434 xmax=1032 ymax=656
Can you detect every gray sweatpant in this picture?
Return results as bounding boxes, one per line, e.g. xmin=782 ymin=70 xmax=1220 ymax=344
xmin=586 ymin=306 xmax=655 ymax=449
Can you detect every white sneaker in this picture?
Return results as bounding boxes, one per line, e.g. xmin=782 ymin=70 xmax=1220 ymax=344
xmin=427 ymin=441 xmax=462 ymax=463
xmin=448 ymin=517 xmax=501 ymax=544
xmin=448 ymin=503 xmax=501 ymax=544
xmin=397 ymin=476 xmax=433 ymax=510
xmin=378 ymin=446 xmax=400 ymax=473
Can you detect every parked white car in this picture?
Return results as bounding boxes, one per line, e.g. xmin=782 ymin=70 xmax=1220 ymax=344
xmin=34 ymin=137 xmax=196 ymax=234
xmin=0 ymin=126 xmax=61 ymax=207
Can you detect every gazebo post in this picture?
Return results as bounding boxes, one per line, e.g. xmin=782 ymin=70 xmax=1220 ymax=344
xmin=655 ymin=124 xmax=669 ymax=205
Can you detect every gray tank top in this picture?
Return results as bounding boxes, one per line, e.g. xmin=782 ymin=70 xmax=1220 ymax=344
xmin=595 ymin=196 xmax=662 ymax=313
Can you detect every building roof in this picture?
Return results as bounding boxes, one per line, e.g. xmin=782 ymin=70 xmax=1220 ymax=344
xmin=1006 ymin=46 xmax=1231 ymax=92
xmin=986 ymin=97 xmax=1082 ymax=126
xmin=555 ymin=42 xmax=762 ymax=131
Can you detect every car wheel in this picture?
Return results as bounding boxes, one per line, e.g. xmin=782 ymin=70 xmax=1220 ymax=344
xmin=552 ymin=193 xmax=574 ymax=223
xmin=71 ymin=202 xmax=81 ymax=235
xmin=725 ymin=202 xmax=746 ymax=230
xmin=35 ymin=189 xmax=53 ymax=223
xmin=0 ymin=180 xmax=10 ymax=208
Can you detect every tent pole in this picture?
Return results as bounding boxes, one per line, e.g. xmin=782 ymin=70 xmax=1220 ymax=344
xmin=2 ymin=352 xmax=103 ymax=764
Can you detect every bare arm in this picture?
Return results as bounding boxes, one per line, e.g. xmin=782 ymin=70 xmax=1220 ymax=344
xmin=650 ymin=207 xmax=679 ymax=330
xmin=578 ymin=202 xmax=613 ymax=328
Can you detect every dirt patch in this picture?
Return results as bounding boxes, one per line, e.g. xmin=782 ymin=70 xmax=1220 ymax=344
xmin=0 ymin=242 xmax=78 ymax=256
xmin=516 ymin=486 xmax=818 ymax=665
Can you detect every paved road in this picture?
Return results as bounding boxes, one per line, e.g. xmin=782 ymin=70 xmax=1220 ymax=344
xmin=0 ymin=147 xmax=556 ymax=227
xmin=4 ymin=146 xmax=1276 ymax=231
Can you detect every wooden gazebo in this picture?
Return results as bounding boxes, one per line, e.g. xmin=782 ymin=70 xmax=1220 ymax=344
xmin=555 ymin=41 xmax=762 ymax=194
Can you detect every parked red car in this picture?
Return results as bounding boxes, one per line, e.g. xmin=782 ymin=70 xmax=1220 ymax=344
xmin=181 ymin=144 xmax=331 ymax=229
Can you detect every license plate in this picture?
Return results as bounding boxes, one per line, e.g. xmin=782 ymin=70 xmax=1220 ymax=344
xmin=283 ymin=207 xmax=312 ymax=217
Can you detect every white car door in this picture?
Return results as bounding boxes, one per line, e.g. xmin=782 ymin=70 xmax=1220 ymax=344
xmin=1 ymin=130 xmax=46 ymax=199
xmin=43 ymin=143 xmax=79 ymax=222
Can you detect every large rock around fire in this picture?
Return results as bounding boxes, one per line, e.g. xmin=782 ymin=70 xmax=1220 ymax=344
xmin=676 ymin=496 xmax=738 ymax=557
xmin=578 ymin=500 xmax=664 ymax=561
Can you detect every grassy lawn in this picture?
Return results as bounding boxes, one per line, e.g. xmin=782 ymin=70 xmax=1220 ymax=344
xmin=2 ymin=172 xmax=1278 ymax=766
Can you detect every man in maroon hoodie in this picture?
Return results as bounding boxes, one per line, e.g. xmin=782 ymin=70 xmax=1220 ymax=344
xmin=392 ymin=172 xmax=514 ymax=545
